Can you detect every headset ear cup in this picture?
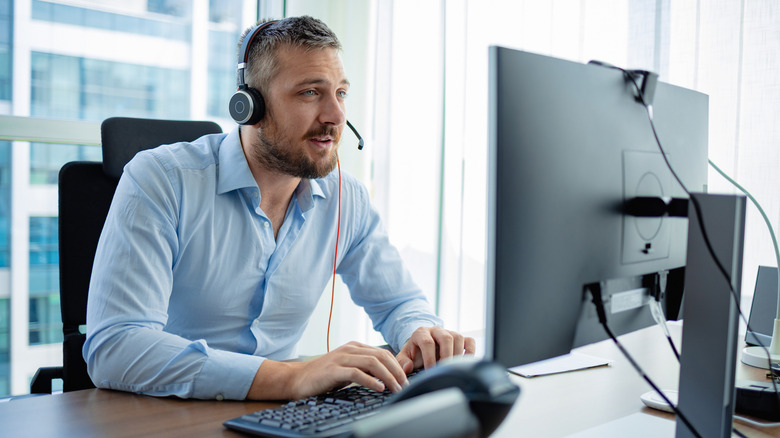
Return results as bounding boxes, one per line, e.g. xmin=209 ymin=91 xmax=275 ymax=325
xmin=229 ymin=87 xmax=265 ymax=125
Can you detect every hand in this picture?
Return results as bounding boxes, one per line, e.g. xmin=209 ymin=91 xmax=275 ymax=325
xmin=247 ymin=341 xmax=408 ymax=401
xmin=396 ymin=326 xmax=476 ymax=373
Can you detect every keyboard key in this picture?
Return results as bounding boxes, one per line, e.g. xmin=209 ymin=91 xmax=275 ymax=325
xmin=260 ymin=419 xmax=281 ymax=428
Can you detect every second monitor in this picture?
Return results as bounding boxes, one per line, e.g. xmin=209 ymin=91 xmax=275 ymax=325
xmin=485 ymin=47 xmax=709 ymax=369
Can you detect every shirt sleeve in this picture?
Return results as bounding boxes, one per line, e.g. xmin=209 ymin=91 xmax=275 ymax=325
xmin=336 ymin=178 xmax=443 ymax=353
xmin=83 ymin=152 xmax=263 ymax=400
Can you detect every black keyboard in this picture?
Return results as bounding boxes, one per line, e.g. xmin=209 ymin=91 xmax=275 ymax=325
xmin=224 ymin=375 xmax=417 ymax=438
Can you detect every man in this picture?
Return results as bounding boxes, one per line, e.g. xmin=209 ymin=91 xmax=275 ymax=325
xmin=84 ymin=16 xmax=475 ymax=401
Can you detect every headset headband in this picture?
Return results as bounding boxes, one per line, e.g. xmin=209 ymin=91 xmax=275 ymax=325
xmin=235 ymin=20 xmax=279 ymax=89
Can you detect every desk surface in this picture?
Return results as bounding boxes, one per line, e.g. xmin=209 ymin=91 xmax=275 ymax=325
xmin=2 ymin=324 xmax=779 ymax=437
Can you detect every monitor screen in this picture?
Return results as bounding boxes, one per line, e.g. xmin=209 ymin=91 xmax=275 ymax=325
xmin=745 ymin=265 xmax=779 ymax=347
xmin=485 ymin=46 xmax=709 ymax=368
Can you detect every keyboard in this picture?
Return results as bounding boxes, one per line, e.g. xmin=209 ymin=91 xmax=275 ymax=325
xmin=224 ymin=374 xmax=417 ymax=438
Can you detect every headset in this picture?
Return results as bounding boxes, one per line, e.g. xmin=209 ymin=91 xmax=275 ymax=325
xmin=228 ymin=20 xmax=364 ymax=150
xmin=231 ymin=20 xmax=365 ymax=352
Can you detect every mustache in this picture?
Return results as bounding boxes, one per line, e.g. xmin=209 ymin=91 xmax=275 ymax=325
xmin=304 ymin=125 xmax=341 ymax=141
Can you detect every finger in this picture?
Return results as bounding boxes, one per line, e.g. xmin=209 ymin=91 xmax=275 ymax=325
xmin=415 ymin=332 xmax=438 ymax=369
xmin=398 ymin=339 xmax=424 ymax=371
xmin=375 ymin=348 xmax=409 ymax=389
xmin=433 ymin=328 xmax=454 ymax=360
xmin=395 ymin=348 xmax=413 ymax=374
xmin=400 ymin=358 xmax=414 ymax=375
xmin=352 ymin=351 xmax=405 ymax=393
xmin=342 ymin=366 xmax=386 ymax=393
xmin=395 ymin=346 xmax=413 ymax=369
xmin=464 ymin=337 xmax=477 ymax=355
xmin=452 ymin=332 xmax=465 ymax=356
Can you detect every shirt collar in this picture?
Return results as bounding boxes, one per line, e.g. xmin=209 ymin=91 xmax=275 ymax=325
xmin=216 ymin=126 xmax=328 ymax=210
xmin=217 ymin=126 xmax=259 ymax=195
xmin=295 ymin=178 xmax=326 ymax=213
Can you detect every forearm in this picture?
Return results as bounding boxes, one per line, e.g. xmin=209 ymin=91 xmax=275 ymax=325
xmin=246 ymin=360 xmax=301 ymax=400
xmin=85 ymin=323 xmax=263 ymax=399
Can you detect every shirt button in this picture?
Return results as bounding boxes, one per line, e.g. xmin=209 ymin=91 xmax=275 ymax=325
xmin=253 ymin=191 xmax=259 ymax=198
xmin=216 ymin=393 xmax=225 ymax=401
xmin=264 ymin=222 xmax=270 ymax=228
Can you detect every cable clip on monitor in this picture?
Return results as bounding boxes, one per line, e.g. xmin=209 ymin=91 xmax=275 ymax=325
xmin=588 ymin=60 xmax=659 ymax=106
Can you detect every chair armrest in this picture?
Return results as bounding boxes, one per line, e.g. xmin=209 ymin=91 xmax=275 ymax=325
xmin=30 ymin=366 xmax=64 ymax=394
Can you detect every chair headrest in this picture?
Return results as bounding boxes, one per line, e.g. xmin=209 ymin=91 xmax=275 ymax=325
xmin=100 ymin=117 xmax=223 ymax=179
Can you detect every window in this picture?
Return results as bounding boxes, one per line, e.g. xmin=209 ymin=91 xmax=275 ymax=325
xmin=207 ymin=29 xmax=241 ymax=119
xmin=0 ymin=141 xmax=9 ymax=268
xmin=30 ymin=143 xmax=101 ymax=185
xmin=30 ymin=52 xmax=191 ymax=121
xmin=2 ymin=0 xmax=258 ymax=397
xmin=29 ymin=296 xmax=62 ymax=346
xmin=0 ymin=298 xmax=9 ymax=395
xmin=29 ymin=216 xmax=62 ymax=346
xmin=32 ymin=0 xmax=191 ymax=41
xmin=0 ymin=0 xmax=11 ymax=101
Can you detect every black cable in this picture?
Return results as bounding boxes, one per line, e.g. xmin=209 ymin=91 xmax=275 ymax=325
xmin=606 ymin=65 xmax=780 ymax=431
xmin=588 ymin=285 xmax=703 ymax=438
xmin=617 ymin=67 xmax=780 ymax=399
xmin=652 ymin=273 xmax=681 ymax=361
xmin=665 ymin=335 xmax=680 ymax=361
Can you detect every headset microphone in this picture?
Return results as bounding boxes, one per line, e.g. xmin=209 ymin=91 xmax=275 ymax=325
xmin=346 ymin=120 xmax=364 ymax=150
xmin=230 ymin=20 xmax=365 ymax=151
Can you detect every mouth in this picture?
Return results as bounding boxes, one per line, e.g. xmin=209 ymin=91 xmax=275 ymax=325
xmin=309 ymin=136 xmax=335 ymax=149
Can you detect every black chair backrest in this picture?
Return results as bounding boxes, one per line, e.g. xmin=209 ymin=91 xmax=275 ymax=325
xmin=58 ymin=162 xmax=116 ymax=391
xmin=58 ymin=117 xmax=222 ymax=391
xmin=101 ymin=117 xmax=224 ymax=178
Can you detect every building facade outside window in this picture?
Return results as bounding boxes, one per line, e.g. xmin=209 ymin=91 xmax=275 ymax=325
xmin=2 ymin=0 xmax=256 ymax=397
xmin=28 ymin=216 xmax=59 ymax=346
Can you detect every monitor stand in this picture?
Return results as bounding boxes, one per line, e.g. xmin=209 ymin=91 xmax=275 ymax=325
xmin=676 ymin=193 xmax=746 ymax=437
xmin=574 ymin=193 xmax=747 ymax=438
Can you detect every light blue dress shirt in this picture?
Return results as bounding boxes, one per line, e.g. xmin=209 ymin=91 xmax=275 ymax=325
xmin=83 ymin=126 xmax=441 ymax=400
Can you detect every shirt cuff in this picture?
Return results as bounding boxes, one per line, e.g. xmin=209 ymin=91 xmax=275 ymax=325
xmin=193 ymin=348 xmax=265 ymax=400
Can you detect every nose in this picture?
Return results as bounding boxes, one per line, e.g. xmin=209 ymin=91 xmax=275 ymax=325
xmin=319 ymin=93 xmax=346 ymax=127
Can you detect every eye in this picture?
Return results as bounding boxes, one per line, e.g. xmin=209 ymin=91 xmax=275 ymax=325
xmin=301 ymin=90 xmax=316 ymax=96
xmin=337 ymin=90 xmax=348 ymax=98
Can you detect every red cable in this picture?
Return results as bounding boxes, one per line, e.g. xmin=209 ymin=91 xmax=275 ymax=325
xmin=327 ymin=154 xmax=341 ymax=353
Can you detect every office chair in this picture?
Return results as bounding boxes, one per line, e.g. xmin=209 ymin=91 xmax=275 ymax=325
xmin=30 ymin=117 xmax=222 ymax=394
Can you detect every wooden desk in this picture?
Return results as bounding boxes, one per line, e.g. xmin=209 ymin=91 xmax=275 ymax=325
xmin=0 ymin=388 xmax=277 ymax=437
xmin=1 ymin=324 xmax=779 ymax=437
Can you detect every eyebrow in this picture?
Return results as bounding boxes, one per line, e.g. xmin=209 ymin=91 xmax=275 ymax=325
xmin=294 ymin=78 xmax=350 ymax=88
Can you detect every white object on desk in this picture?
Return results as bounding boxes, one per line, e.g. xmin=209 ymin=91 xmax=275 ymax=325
xmin=639 ymin=389 xmax=677 ymax=413
xmin=508 ymin=352 xmax=612 ymax=378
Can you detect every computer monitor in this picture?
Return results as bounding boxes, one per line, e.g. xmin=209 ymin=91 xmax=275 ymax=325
xmin=485 ymin=46 xmax=709 ymax=369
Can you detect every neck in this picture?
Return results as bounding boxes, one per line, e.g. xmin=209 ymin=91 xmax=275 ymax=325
xmin=239 ymin=126 xmax=300 ymax=238
xmin=240 ymin=125 xmax=300 ymax=194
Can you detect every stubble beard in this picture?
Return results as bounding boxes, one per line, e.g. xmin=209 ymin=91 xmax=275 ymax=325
xmin=252 ymin=118 xmax=340 ymax=179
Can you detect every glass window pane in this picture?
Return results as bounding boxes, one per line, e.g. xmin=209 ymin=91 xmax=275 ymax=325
xmin=0 ymin=298 xmax=9 ymax=396
xmin=0 ymin=141 xmax=9 ymax=269
xmin=30 ymin=143 xmax=101 ymax=185
xmin=31 ymin=52 xmax=191 ymax=121
xmin=29 ymin=295 xmax=62 ymax=346
xmin=6 ymin=0 xmax=256 ymax=397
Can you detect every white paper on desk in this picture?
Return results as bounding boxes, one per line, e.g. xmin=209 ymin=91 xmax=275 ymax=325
xmin=508 ymin=352 xmax=612 ymax=377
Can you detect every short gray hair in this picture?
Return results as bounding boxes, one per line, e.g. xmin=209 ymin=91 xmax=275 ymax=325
xmin=238 ymin=16 xmax=342 ymax=98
